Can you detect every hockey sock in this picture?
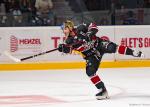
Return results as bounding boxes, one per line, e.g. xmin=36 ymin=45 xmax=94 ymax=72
xmin=90 ymin=75 xmax=105 ymax=89
xmin=117 ymin=45 xmax=134 ymax=56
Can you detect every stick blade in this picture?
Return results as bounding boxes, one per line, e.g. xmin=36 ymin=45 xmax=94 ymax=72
xmin=4 ymin=51 xmax=21 ymax=62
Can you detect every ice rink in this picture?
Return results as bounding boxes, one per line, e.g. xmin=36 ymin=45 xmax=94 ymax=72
xmin=0 ymin=67 xmax=150 ymax=107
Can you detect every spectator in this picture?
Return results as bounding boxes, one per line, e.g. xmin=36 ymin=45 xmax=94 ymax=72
xmin=35 ymin=0 xmax=54 ymax=26
xmin=10 ymin=0 xmax=23 ymax=26
xmin=123 ymin=11 xmax=139 ymax=25
xmin=0 ymin=0 xmax=7 ymax=26
xmin=20 ymin=0 xmax=30 ymax=12
xmin=29 ymin=0 xmax=36 ymax=15
xmin=27 ymin=0 xmax=37 ymax=26
xmin=3 ymin=0 xmax=12 ymax=13
xmin=0 ymin=1 xmax=6 ymax=16
xmin=19 ymin=0 xmax=34 ymax=26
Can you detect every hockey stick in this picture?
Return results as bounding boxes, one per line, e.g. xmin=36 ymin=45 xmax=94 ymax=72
xmin=4 ymin=40 xmax=84 ymax=62
xmin=4 ymin=48 xmax=58 ymax=62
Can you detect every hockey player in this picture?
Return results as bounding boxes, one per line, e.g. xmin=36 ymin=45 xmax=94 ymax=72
xmin=58 ymin=20 xmax=144 ymax=100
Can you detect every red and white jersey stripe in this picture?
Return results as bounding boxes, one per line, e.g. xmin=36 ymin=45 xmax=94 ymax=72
xmin=88 ymin=23 xmax=98 ymax=31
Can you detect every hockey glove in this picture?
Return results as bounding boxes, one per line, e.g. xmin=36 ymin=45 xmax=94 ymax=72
xmin=65 ymin=36 xmax=74 ymax=44
xmin=58 ymin=44 xmax=71 ymax=53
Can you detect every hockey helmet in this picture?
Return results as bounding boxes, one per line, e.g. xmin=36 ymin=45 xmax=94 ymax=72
xmin=76 ymin=23 xmax=88 ymax=34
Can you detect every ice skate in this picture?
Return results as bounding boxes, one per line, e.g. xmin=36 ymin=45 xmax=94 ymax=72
xmin=133 ymin=50 xmax=145 ymax=58
xmin=96 ymin=88 xmax=109 ymax=100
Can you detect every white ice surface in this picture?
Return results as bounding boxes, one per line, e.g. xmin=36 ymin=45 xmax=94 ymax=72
xmin=0 ymin=67 xmax=150 ymax=107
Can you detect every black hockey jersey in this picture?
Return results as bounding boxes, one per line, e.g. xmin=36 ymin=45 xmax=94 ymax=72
xmin=64 ymin=23 xmax=107 ymax=59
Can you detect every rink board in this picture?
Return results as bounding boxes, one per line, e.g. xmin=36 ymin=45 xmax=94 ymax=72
xmin=0 ymin=26 xmax=150 ymax=70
